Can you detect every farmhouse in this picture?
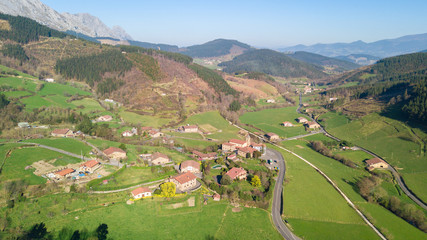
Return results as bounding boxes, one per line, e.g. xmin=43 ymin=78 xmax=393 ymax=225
xmin=79 ymin=160 xmax=101 ymax=173
xmin=18 ymin=122 xmax=30 ymax=128
xmin=44 ymin=78 xmax=55 ymax=83
xmin=131 ymin=187 xmax=152 ymax=199
xmin=266 ymin=99 xmax=275 ymax=103
xmin=305 ymin=108 xmax=314 ymax=113
xmin=141 ymin=126 xmax=153 ymax=133
xmin=193 ymin=151 xmax=217 ymax=160
xmin=265 ymin=132 xmax=280 ymax=141
xmin=51 ymin=128 xmax=74 ymax=137
xmin=306 ymin=121 xmax=321 ymax=129
xmin=148 ymin=130 xmax=164 ymax=138
xmin=281 ymin=121 xmax=294 ymax=127
xmin=225 ymin=167 xmax=247 ymax=180
xmin=97 ymin=115 xmax=113 ymax=122
xmin=55 ymin=168 xmax=75 ymax=179
xmin=151 ymin=152 xmax=170 ymax=165
xmin=237 ymin=146 xmax=257 ymax=158
xmin=250 ymin=142 xmax=265 ymax=152
xmin=227 ymin=154 xmax=237 ymax=161
xmin=329 ymin=97 xmax=338 ymax=102
xmin=180 ymin=160 xmax=200 ymax=173
xmin=213 ymin=193 xmax=221 ymax=201
xmin=170 ymin=172 xmax=198 ymax=192
xmin=222 ymin=142 xmax=236 ymax=152
xmin=103 ymin=147 xmax=126 ymax=160
xmin=180 ymin=125 xmax=199 ymax=133
xmin=228 ymin=139 xmax=248 ymax=148
xmin=366 ymin=158 xmax=389 ymax=171
xmin=297 ymin=117 xmax=308 ymax=123
xmin=122 ymin=130 xmax=134 ymax=137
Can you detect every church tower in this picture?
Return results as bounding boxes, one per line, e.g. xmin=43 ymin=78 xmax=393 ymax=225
xmin=245 ymin=132 xmax=251 ymax=146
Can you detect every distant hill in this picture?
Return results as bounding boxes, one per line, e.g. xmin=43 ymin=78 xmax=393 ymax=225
xmin=219 ymin=49 xmax=327 ymax=79
xmin=279 ymin=33 xmax=427 ymax=58
xmin=334 ymin=54 xmax=380 ymax=66
xmin=285 ymin=51 xmax=360 ymax=72
xmin=181 ymin=39 xmax=252 ymax=58
xmin=128 ymin=40 xmax=179 ymax=52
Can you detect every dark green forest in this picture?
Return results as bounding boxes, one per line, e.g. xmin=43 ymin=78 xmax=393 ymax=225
xmin=219 ymin=49 xmax=327 ymax=79
xmin=188 ymin=63 xmax=238 ymax=96
xmin=286 ymin=51 xmax=360 ymax=71
xmin=0 ymin=13 xmax=68 ymax=44
xmin=55 ymin=50 xmax=132 ymax=86
xmin=1 ymin=43 xmax=29 ymax=62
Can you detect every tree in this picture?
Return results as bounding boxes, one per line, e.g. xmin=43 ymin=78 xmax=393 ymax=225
xmin=70 ymin=230 xmax=80 ymax=240
xmin=0 ymin=93 xmax=10 ymax=109
xmin=118 ymin=143 xmax=127 ymax=151
xmin=96 ymin=223 xmax=108 ymax=240
xmin=160 ymin=182 xmax=176 ymax=198
xmin=25 ymin=222 xmax=48 ymax=239
xmin=220 ymin=174 xmax=232 ymax=185
xmin=251 ymin=175 xmax=261 ymax=187
xmin=228 ymin=100 xmax=241 ymax=112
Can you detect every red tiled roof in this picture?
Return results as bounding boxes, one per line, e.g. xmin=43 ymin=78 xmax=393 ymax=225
xmin=297 ymin=117 xmax=307 ymax=121
xmin=181 ymin=160 xmax=199 ymax=170
xmin=226 ymin=167 xmax=247 ymax=180
xmin=282 ymin=121 xmax=293 ymax=125
xmin=81 ymin=160 xmax=99 ymax=168
xmin=183 ymin=125 xmax=198 ymax=129
xmin=152 ymin=152 xmax=169 ymax=160
xmin=172 ymin=172 xmax=197 ymax=184
xmin=266 ymin=132 xmax=278 ymax=137
xmin=251 ymin=142 xmax=264 ymax=147
xmin=101 ymin=115 xmax=112 ymax=119
xmin=366 ymin=158 xmax=386 ymax=165
xmin=227 ymin=154 xmax=237 ymax=159
xmin=141 ymin=126 xmax=152 ymax=131
xmin=52 ymin=128 xmax=71 ymax=135
xmin=103 ymin=147 xmax=126 ymax=155
xmin=56 ymin=168 xmax=75 ymax=176
xmin=131 ymin=187 xmax=150 ymax=196
xmin=222 ymin=142 xmax=234 ymax=147
xmin=238 ymin=146 xmax=257 ymax=154
xmin=229 ymin=139 xmax=246 ymax=145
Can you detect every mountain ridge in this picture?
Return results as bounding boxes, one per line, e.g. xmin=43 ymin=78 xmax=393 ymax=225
xmin=0 ymin=0 xmax=132 ymax=40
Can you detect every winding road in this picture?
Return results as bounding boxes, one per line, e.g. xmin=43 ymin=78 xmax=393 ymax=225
xmin=298 ymin=93 xmax=427 ymax=211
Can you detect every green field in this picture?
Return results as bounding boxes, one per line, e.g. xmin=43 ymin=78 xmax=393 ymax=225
xmin=0 ymin=76 xmax=37 ymax=91
xmin=320 ymin=111 xmax=427 ymax=202
xmin=71 ymin=98 xmax=105 ymax=114
xmin=119 ymin=110 xmax=173 ymax=127
xmin=0 ymin=64 xmax=35 ymax=79
xmin=22 ymin=138 xmax=93 ymax=156
xmin=37 ymin=82 xmax=91 ymax=96
xmin=183 ymin=111 xmax=240 ymax=141
xmin=0 ymin=192 xmax=281 ymax=240
xmin=0 ymin=144 xmax=81 ymax=185
xmin=2 ymin=90 xmax=32 ymax=98
xmin=240 ymin=107 xmax=308 ymax=138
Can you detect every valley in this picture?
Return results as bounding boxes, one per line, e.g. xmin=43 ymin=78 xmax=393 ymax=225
xmin=1 ymin=3 xmax=427 ymax=240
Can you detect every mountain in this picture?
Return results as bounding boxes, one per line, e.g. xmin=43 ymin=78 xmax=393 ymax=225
xmin=219 ymin=49 xmax=327 ymax=79
xmin=0 ymin=0 xmax=132 ymax=40
xmin=285 ymin=51 xmax=360 ymax=72
xmin=279 ymin=33 xmax=427 ymax=58
xmin=180 ymin=39 xmax=252 ymax=58
xmin=334 ymin=54 xmax=380 ymax=66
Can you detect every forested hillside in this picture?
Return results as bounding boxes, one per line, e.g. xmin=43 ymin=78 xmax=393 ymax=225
xmin=219 ymin=49 xmax=327 ymax=79
xmin=181 ymin=39 xmax=252 ymax=58
xmin=286 ymin=51 xmax=360 ymax=71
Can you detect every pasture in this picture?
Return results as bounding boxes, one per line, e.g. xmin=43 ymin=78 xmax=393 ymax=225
xmin=184 ymin=111 xmax=240 ymax=141
xmin=240 ymin=107 xmax=308 ymax=138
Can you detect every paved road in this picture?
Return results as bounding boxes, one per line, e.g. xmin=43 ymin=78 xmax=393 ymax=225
xmin=262 ymin=148 xmax=300 ymax=240
xmin=298 ymin=93 xmax=427 ymax=211
xmin=90 ymin=179 xmax=165 ymax=194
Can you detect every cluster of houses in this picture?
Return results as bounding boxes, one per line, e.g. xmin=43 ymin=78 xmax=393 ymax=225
xmin=47 ymin=159 xmax=101 ymax=181
xmin=222 ymin=134 xmax=266 ymax=158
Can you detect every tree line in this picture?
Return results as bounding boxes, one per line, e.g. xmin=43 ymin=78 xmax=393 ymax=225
xmin=1 ymin=44 xmax=29 ymax=62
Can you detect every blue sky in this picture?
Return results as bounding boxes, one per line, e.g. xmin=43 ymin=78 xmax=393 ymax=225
xmin=42 ymin=0 xmax=427 ymax=48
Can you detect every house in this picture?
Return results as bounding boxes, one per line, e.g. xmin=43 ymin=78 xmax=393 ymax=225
xmin=103 ymin=147 xmax=126 ymax=160
xmin=250 ymin=142 xmax=265 ymax=152
xmin=180 ymin=125 xmax=199 ymax=133
xmin=366 ymin=158 xmax=389 ymax=171
xmin=51 ymin=128 xmax=74 ymax=137
xmin=305 ymin=108 xmax=314 ymax=113
xmin=329 ymin=97 xmax=338 ymax=102
xmin=222 ymin=142 xmax=236 ymax=152
xmin=18 ymin=122 xmax=30 ymax=128
xmin=281 ymin=121 xmax=294 ymax=127
xmin=228 ymin=139 xmax=248 ymax=148
xmin=297 ymin=117 xmax=308 ymax=123
xmin=225 ymin=167 xmax=247 ymax=180
xmin=302 ymin=103 xmax=309 ymax=107
xmin=131 ymin=187 xmax=152 ymax=199
xmin=213 ymin=193 xmax=221 ymax=201
xmin=55 ymin=168 xmax=75 ymax=179
xmin=180 ymin=160 xmax=200 ymax=173
xmin=97 ymin=115 xmax=113 ymax=122
xmin=237 ymin=146 xmax=257 ymax=158
xmin=227 ymin=154 xmax=237 ymax=161
xmin=265 ymin=132 xmax=280 ymax=141
xmin=193 ymin=151 xmax=217 ymax=161
xmin=79 ymin=160 xmax=101 ymax=173
xmin=170 ymin=172 xmax=198 ymax=192
xmin=266 ymin=99 xmax=275 ymax=103
xmin=141 ymin=126 xmax=153 ymax=133
xmin=44 ymin=78 xmax=55 ymax=83
xmin=148 ymin=130 xmax=164 ymax=138
xmin=151 ymin=152 xmax=170 ymax=165
xmin=122 ymin=130 xmax=134 ymax=137
xmin=306 ymin=121 xmax=321 ymax=129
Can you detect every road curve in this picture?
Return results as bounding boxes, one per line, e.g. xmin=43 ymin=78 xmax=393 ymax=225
xmin=263 ymin=148 xmax=300 ymax=240
xmin=298 ymin=93 xmax=427 ymax=211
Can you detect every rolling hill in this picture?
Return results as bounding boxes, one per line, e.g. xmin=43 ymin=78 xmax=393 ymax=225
xmin=285 ymin=51 xmax=360 ymax=72
xmin=280 ymin=33 xmax=427 ymax=58
xmin=334 ymin=54 xmax=380 ymax=66
xmin=219 ymin=49 xmax=328 ymax=79
xmin=180 ymin=39 xmax=252 ymax=58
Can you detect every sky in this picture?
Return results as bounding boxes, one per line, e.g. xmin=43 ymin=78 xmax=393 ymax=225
xmin=42 ymin=0 xmax=427 ymax=48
